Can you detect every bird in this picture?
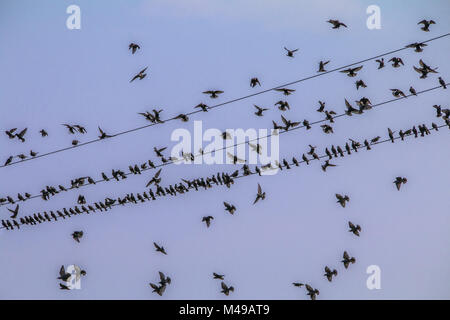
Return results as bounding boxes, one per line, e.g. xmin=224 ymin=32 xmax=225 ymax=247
xmin=432 ymin=105 xmax=442 ymax=117
xmin=418 ymin=19 xmax=435 ymax=32
xmin=389 ymin=57 xmax=404 ymax=68
xmin=438 ymin=77 xmax=447 ymax=89
xmin=390 ymin=89 xmax=407 ymax=98
xmin=305 ymin=284 xmax=320 ymax=300
xmin=158 ymin=271 xmax=171 ymax=286
xmin=340 ymin=66 xmax=362 ymax=77
xmin=250 ymin=77 xmax=261 ymax=87
xmin=203 ymin=90 xmax=224 ymax=98
xmin=7 ymin=205 xmax=19 ymax=219
xmin=393 ymin=177 xmax=407 ymax=191
xmin=149 ymin=283 xmax=166 ymax=296
xmin=227 ymin=152 xmax=245 ymax=164
xmin=414 ymin=59 xmax=438 ymax=78
xmin=221 ymin=282 xmax=234 ymax=296
xmin=30 ymin=150 xmax=38 ymax=157
xmin=321 ymin=124 xmax=334 ymax=134
xmin=5 ymin=128 xmax=17 ymax=139
xmin=15 ymin=128 xmax=27 ymax=142
xmin=405 ymin=42 xmax=427 ymax=52
xmin=375 ymin=58 xmax=385 ymax=69
xmin=154 ymin=147 xmax=167 ymax=157
xmin=342 ymin=251 xmax=356 ymax=269
xmin=324 ymin=267 xmax=338 ymax=282
xmin=409 ymin=86 xmax=417 ymax=96
xmin=327 ymin=19 xmax=347 ymax=29
xmin=58 ymin=265 xmax=71 ymax=282
xmin=146 ymin=169 xmax=162 ymax=187
xmin=62 ymin=124 xmax=76 ymax=134
xmin=194 ymin=103 xmax=210 ymax=112
xmin=71 ymin=231 xmax=84 ymax=243
xmin=4 ymin=156 xmax=13 ymax=166
xmin=292 ymin=282 xmax=304 ymax=287
xmin=98 ymin=127 xmax=112 ymax=139
xmin=213 ymin=273 xmax=225 ymax=280
xmin=318 ymin=60 xmax=330 ymax=72
xmin=388 ymin=128 xmax=395 ymax=143
xmin=355 ymin=79 xmax=367 ymax=90
xmin=39 ymin=129 xmax=48 ymax=137
xmin=129 ymin=43 xmax=140 ymax=54
xmin=249 ymin=143 xmax=262 ymax=155
xmin=281 ymin=115 xmax=300 ymax=130
xmin=202 ymin=216 xmax=214 ymax=228
xmin=254 ymin=105 xmax=268 ymax=117
xmin=274 ymin=88 xmax=295 ymax=96
xmin=317 ymin=101 xmax=326 ymax=112
xmin=253 ymin=184 xmax=266 ymax=204
xmin=275 ymin=100 xmax=290 ymax=111
xmin=153 ymin=242 xmax=167 ymax=255
xmin=348 ymin=222 xmax=361 ymax=236
xmin=130 ymin=67 xmax=148 ymax=82
xmin=284 ymin=47 xmax=298 ymax=57
xmin=321 ymin=160 xmax=336 ymax=172
xmin=59 ymin=283 xmax=71 ymax=290
xmin=336 ymin=194 xmax=350 ymax=208
xmin=73 ymin=125 xmax=87 ymax=134
xmin=223 ymin=202 xmax=236 ymax=215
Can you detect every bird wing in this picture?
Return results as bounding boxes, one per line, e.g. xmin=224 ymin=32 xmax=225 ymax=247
xmin=257 ymin=184 xmax=262 ymax=194
xmin=59 ymin=265 xmax=66 ymax=277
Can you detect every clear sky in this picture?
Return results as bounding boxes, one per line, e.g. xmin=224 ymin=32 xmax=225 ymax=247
xmin=0 ymin=0 xmax=449 ymax=299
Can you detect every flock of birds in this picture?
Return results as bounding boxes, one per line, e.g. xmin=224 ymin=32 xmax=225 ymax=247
xmin=2 ymin=18 xmax=448 ymax=299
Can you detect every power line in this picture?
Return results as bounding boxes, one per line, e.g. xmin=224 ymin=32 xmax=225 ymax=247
xmin=1 ymin=83 xmax=447 ymax=207
xmin=2 ymin=33 xmax=448 ymax=170
xmin=2 ymin=119 xmax=448 ymax=231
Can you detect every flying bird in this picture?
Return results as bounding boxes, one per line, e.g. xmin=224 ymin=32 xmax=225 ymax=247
xmin=15 ymin=128 xmax=27 ymax=142
xmin=223 ymin=202 xmax=236 ymax=215
xmin=130 ymin=67 xmax=148 ymax=82
xmin=284 ymin=47 xmax=298 ymax=57
xmin=405 ymin=42 xmax=427 ymax=52
xmin=305 ymin=284 xmax=320 ymax=300
xmin=348 ymin=221 xmax=361 ymax=236
xmin=253 ymin=184 xmax=266 ymax=204
xmin=355 ymin=79 xmax=367 ymax=90
xmin=202 ymin=216 xmax=214 ymax=228
xmin=221 ymin=282 xmax=234 ymax=296
xmin=393 ymin=177 xmax=407 ymax=191
xmin=146 ymin=169 xmax=162 ymax=187
xmin=203 ymin=90 xmax=224 ymax=98
xmin=324 ymin=266 xmax=338 ymax=282
xmin=327 ymin=19 xmax=347 ymax=29
xmin=336 ymin=194 xmax=350 ymax=208
xmin=342 ymin=251 xmax=356 ymax=269
xmin=375 ymin=58 xmax=385 ymax=69
xmin=389 ymin=57 xmax=404 ymax=68
xmin=274 ymin=88 xmax=295 ymax=96
xmin=129 ymin=43 xmax=140 ymax=54
xmin=254 ymin=105 xmax=268 ymax=117
xmin=250 ymin=78 xmax=261 ymax=87
xmin=58 ymin=265 xmax=71 ymax=282
xmin=318 ymin=60 xmax=330 ymax=72
xmin=71 ymin=231 xmax=84 ymax=243
xmin=98 ymin=127 xmax=112 ymax=139
xmin=213 ymin=273 xmax=225 ymax=280
xmin=340 ymin=66 xmax=362 ymax=77
xmin=7 ymin=205 xmax=19 ymax=219
xmin=418 ymin=19 xmax=435 ymax=31
xmin=153 ymin=242 xmax=167 ymax=255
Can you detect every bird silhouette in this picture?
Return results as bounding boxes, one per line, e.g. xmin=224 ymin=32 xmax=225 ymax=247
xmin=305 ymin=284 xmax=320 ymax=300
xmin=7 ymin=205 xmax=19 ymax=219
xmin=221 ymin=282 xmax=234 ymax=296
xmin=98 ymin=127 xmax=112 ymax=139
xmin=418 ymin=19 xmax=435 ymax=31
xmin=324 ymin=266 xmax=338 ymax=282
xmin=202 ymin=216 xmax=214 ymax=228
xmin=130 ymin=67 xmax=148 ymax=82
xmin=213 ymin=273 xmax=225 ymax=280
xmin=284 ymin=47 xmax=298 ymax=57
xmin=223 ymin=202 xmax=236 ymax=215
xmin=318 ymin=60 xmax=330 ymax=72
xmin=253 ymin=105 xmax=268 ymax=117
xmin=340 ymin=66 xmax=362 ymax=77
xmin=203 ymin=90 xmax=224 ymax=98
xmin=129 ymin=43 xmax=140 ymax=54
xmin=348 ymin=222 xmax=361 ymax=236
xmin=394 ymin=177 xmax=407 ymax=191
xmin=341 ymin=251 xmax=356 ymax=269
xmin=375 ymin=58 xmax=385 ymax=69
xmin=253 ymin=184 xmax=266 ymax=204
xmin=153 ymin=242 xmax=167 ymax=255
xmin=336 ymin=194 xmax=350 ymax=208
xmin=327 ymin=19 xmax=347 ymax=29
xmin=250 ymin=78 xmax=261 ymax=87
xmin=72 ymin=231 xmax=84 ymax=243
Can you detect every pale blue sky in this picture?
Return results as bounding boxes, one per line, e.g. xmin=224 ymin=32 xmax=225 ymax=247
xmin=0 ymin=0 xmax=449 ymax=299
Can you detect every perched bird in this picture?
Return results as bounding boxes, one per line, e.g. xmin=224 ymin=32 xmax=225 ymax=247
xmin=221 ymin=282 xmax=234 ymax=296
xmin=394 ymin=177 xmax=408 ymax=191
xmin=130 ymin=67 xmax=148 ymax=82
xmin=227 ymin=152 xmax=245 ymax=164
xmin=253 ymin=184 xmax=266 ymax=204
xmin=274 ymin=88 xmax=295 ymax=96
xmin=30 ymin=150 xmax=38 ymax=157
xmin=388 ymin=128 xmax=395 ymax=143
xmin=324 ymin=266 xmax=338 ymax=282
xmin=202 ymin=216 xmax=214 ymax=228
xmin=98 ymin=127 xmax=112 ymax=139
xmin=153 ymin=242 xmax=167 ymax=255
xmin=305 ymin=284 xmax=320 ymax=300
xmin=341 ymin=251 xmax=356 ymax=269
xmin=348 ymin=222 xmax=361 ymax=236
xmin=318 ymin=60 xmax=330 ymax=72
xmin=389 ymin=57 xmax=404 ymax=68
xmin=438 ymin=77 xmax=447 ymax=89
xmin=7 ymin=205 xmax=19 ymax=219
xmin=223 ymin=202 xmax=236 ymax=215
xmin=418 ymin=19 xmax=435 ymax=32
xmin=4 ymin=156 xmax=13 ymax=166
xmin=250 ymin=77 xmax=261 ymax=87
xmin=284 ymin=47 xmax=298 ymax=57
xmin=355 ymin=79 xmax=367 ymax=90
xmin=254 ymin=105 xmax=268 ymax=117
xmin=203 ymin=90 xmax=224 ymax=99
xmin=213 ymin=273 xmax=225 ymax=280
xmin=71 ymin=231 xmax=84 ymax=243
xmin=390 ymin=89 xmax=407 ymax=98
xmin=336 ymin=194 xmax=350 ymax=208
xmin=409 ymin=86 xmax=417 ymax=96
xmin=340 ymin=66 xmax=363 ymax=77
xmin=375 ymin=58 xmax=385 ymax=69
xmin=129 ymin=43 xmax=140 ymax=54
xmin=327 ymin=19 xmax=347 ymax=29
xmin=405 ymin=42 xmax=427 ymax=52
